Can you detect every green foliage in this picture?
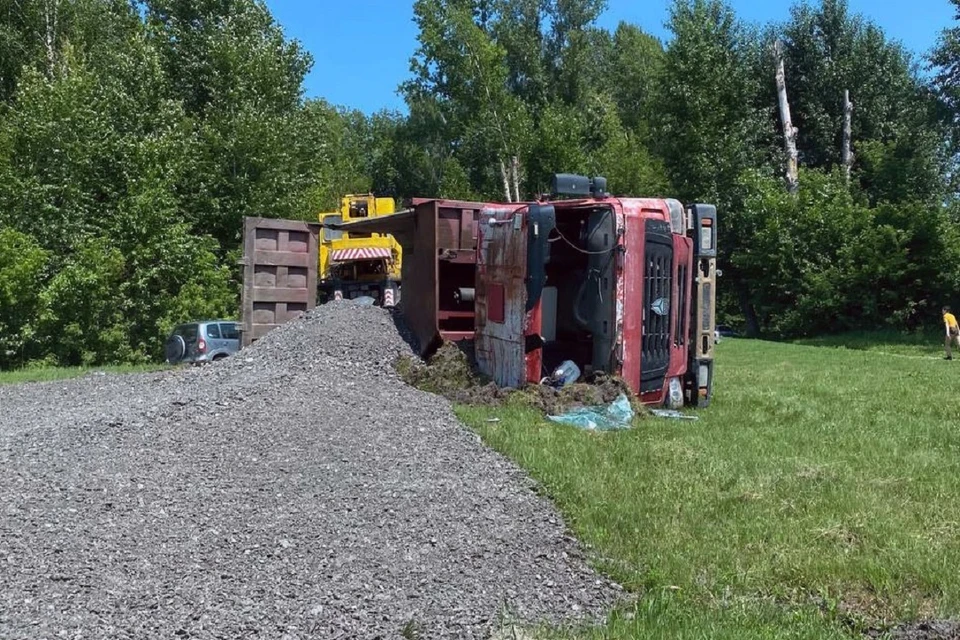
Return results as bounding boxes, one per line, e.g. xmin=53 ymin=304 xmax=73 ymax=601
xmin=0 ymin=227 xmax=48 ymax=368
xmin=0 ymin=0 xmax=956 ymax=366
xmin=298 ymin=101 xmax=375 ymax=213
xmin=0 ymin=2 xmax=238 ymax=367
xmin=654 ymin=0 xmax=766 ymax=209
xmin=460 ymin=338 xmax=960 ymax=637
xmin=608 ymin=22 xmax=664 ymax=135
xmin=143 ymin=0 xmax=311 ymax=117
xmin=406 ymin=0 xmax=533 ymax=199
xmin=402 ymin=0 xmax=668 ymax=200
xmin=733 ymin=169 xmax=960 ymax=336
xmin=780 ymin=0 xmax=947 ymax=204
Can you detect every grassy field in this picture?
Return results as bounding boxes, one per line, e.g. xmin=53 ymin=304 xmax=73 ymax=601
xmin=0 ymin=364 xmax=167 ymax=385
xmin=457 ymin=336 xmax=960 ymax=639
xmin=794 ymin=329 xmax=945 ymax=358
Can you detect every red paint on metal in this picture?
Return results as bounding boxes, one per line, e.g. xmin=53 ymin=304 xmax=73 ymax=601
xmin=620 ymin=200 xmax=645 ymax=394
xmin=487 ymin=283 xmax=505 ymax=323
xmin=475 ymin=205 xmax=528 ymax=389
xmin=340 ymin=194 xmax=702 ymax=409
xmin=615 ymin=198 xmax=696 ymax=404
xmin=524 ymin=304 xmax=543 ymax=384
xmin=669 ymin=234 xmax=693 ymax=379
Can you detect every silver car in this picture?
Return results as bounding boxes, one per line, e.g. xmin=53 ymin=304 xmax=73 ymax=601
xmin=165 ymin=320 xmax=241 ymax=364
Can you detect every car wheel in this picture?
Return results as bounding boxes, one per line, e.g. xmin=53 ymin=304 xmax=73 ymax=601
xmin=165 ymin=335 xmax=186 ymax=364
xmin=212 ymin=353 xmax=228 ymax=361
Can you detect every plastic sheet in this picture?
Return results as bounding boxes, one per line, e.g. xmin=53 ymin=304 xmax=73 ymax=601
xmin=547 ymin=393 xmax=634 ymax=431
xmin=650 ymin=409 xmax=699 ymax=421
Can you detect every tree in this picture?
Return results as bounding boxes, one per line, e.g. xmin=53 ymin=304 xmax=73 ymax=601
xmin=781 ymin=0 xmax=945 ymax=203
xmin=0 ymin=228 xmax=48 ymax=368
xmin=0 ymin=11 xmax=236 ymax=366
xmin=142 ymin=0 xmax=317 ymax=246
xmin=653 ymin=0 xmax=770 ymax=334
xmin=142 ymin=0 xmax=309 ymax=116
xmin=930 ymin=0 xmax=960 ymax=194
xmin=405 ymin=0 xmax=532 ymax=199
xmin=653 ymin=0 xmax=766 ymax=209
xmin=607 ymin=22 xmax=664 ymax=135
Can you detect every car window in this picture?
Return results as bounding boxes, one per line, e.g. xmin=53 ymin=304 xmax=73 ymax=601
xmin=205 ymin=323 xmax=221 ymax=339
xmin=220 ymin=323 xmax=240 ymax=340
xmin=174 ymin=324 xmax=198 ymax=341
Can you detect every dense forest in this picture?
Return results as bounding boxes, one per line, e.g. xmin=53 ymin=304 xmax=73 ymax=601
xmin=2 ymin=0 xmax=960 ymax=368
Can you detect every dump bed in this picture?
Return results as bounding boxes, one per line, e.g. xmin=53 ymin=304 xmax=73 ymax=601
xmin=240 ymin=217 xmax=320 ymax=347
xmin=329 ymin=199 xmax=487 ymax=353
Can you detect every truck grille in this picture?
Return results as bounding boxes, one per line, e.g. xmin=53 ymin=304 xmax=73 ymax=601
xmin=640 ymin=219 xmax=674 ymax=393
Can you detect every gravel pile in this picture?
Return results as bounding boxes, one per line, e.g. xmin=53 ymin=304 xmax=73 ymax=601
xmin=0 ymin=303 xmax=622 ymax=639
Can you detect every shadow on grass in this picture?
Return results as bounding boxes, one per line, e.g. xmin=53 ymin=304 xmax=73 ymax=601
xmin=792 ymin=330 xmax=944 ymax=357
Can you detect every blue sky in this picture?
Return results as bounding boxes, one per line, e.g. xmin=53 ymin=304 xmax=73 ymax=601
xmin=264 ymin=0 xmax=957 ymax=113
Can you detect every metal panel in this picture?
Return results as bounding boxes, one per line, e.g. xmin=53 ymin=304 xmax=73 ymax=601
xmin=241 ymin=217 xmax=319 ymax=347
xmin=475 ymin=206 xmax=528 ymax=389
xmin=640 ymin=218 xmax=674 ymax=393
xmin=685 ymin=203 xmax=717 ymax=407
xmin=331 ymin=199 xmax=490 ymax=354
xmin=330 ymin=247 xmax=392 ymax=262
xmin=403 ymin=201 xmax=440 ymax=352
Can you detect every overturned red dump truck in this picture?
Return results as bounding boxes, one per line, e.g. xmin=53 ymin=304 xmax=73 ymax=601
xmin=331 ymin=174 xmax=717 ymax=408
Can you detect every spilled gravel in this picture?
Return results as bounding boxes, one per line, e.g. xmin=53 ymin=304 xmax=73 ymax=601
xmin=0 ymin=303 xmax=622 ymax=638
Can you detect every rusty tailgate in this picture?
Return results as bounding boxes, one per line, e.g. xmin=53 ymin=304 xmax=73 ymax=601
xmin=475 ymin=206 xmax=529 ymax=388
xmin=241 ymin=217 xmax=320 ymax=347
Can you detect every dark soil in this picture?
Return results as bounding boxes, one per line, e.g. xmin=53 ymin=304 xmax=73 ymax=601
xmin=398 ymin=341 xmax=643 ymax=416
xmin=867 ymin=621 xmax=960 ymax=640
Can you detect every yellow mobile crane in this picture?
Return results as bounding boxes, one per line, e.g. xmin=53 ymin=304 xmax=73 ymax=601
xmin=317 ymin=195 xmax=403 ymax=306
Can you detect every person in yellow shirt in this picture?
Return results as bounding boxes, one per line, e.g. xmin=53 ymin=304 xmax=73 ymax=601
xmin=944 ymin=306 xmax=960 ymax=360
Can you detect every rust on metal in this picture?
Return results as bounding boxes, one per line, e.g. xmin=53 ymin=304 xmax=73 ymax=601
xmin=475 ymin=206 xmax=528 ymax=389
xmin=241 ymin=217 xmax=319 ymax=346
xmin=332 ymin=199 xmax=488 ymax=354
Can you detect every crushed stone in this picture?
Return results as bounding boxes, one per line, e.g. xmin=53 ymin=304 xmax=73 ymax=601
xmin=0 ymin=302 xmax=622 ymax=638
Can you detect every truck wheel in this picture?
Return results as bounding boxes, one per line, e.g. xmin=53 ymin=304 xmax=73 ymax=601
xmin=165 ymin=335 xmax=186 ymax=364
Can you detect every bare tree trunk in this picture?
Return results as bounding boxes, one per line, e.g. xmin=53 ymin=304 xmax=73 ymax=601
xmin=500 ymin=159 xmax=512 ymax=202
xmin=43 ymin=0 xmax=60 ymax=78
xmin=510 ymin=155 xmax=520 ymax=203
xmin=774 ymin=41 xmax=799 ymax=194
xmin=842 ymin=90 xmax=854 ymax=182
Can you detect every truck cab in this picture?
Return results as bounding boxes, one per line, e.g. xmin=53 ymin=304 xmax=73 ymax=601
xmin=474 ymin=175 xmax=717 ymax=408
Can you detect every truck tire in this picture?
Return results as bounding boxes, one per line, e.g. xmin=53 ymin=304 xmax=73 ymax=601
xmin=165 ymin=335 xmax=186 ymax=364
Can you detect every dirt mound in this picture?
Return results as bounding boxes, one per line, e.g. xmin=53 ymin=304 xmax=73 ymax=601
xmin=399 ymin=341 xmax=643 ymax=416
xmin=515 ymin=374 xmax=638 ymax=415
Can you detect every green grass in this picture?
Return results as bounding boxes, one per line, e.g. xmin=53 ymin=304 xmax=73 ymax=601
xmin=0 ymin=364 xmax=167 ymax=385
xmin=793 ymin=329 xmax=945 ymax=358
xmin=457 ymin=337 xmax=960 ymax=638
